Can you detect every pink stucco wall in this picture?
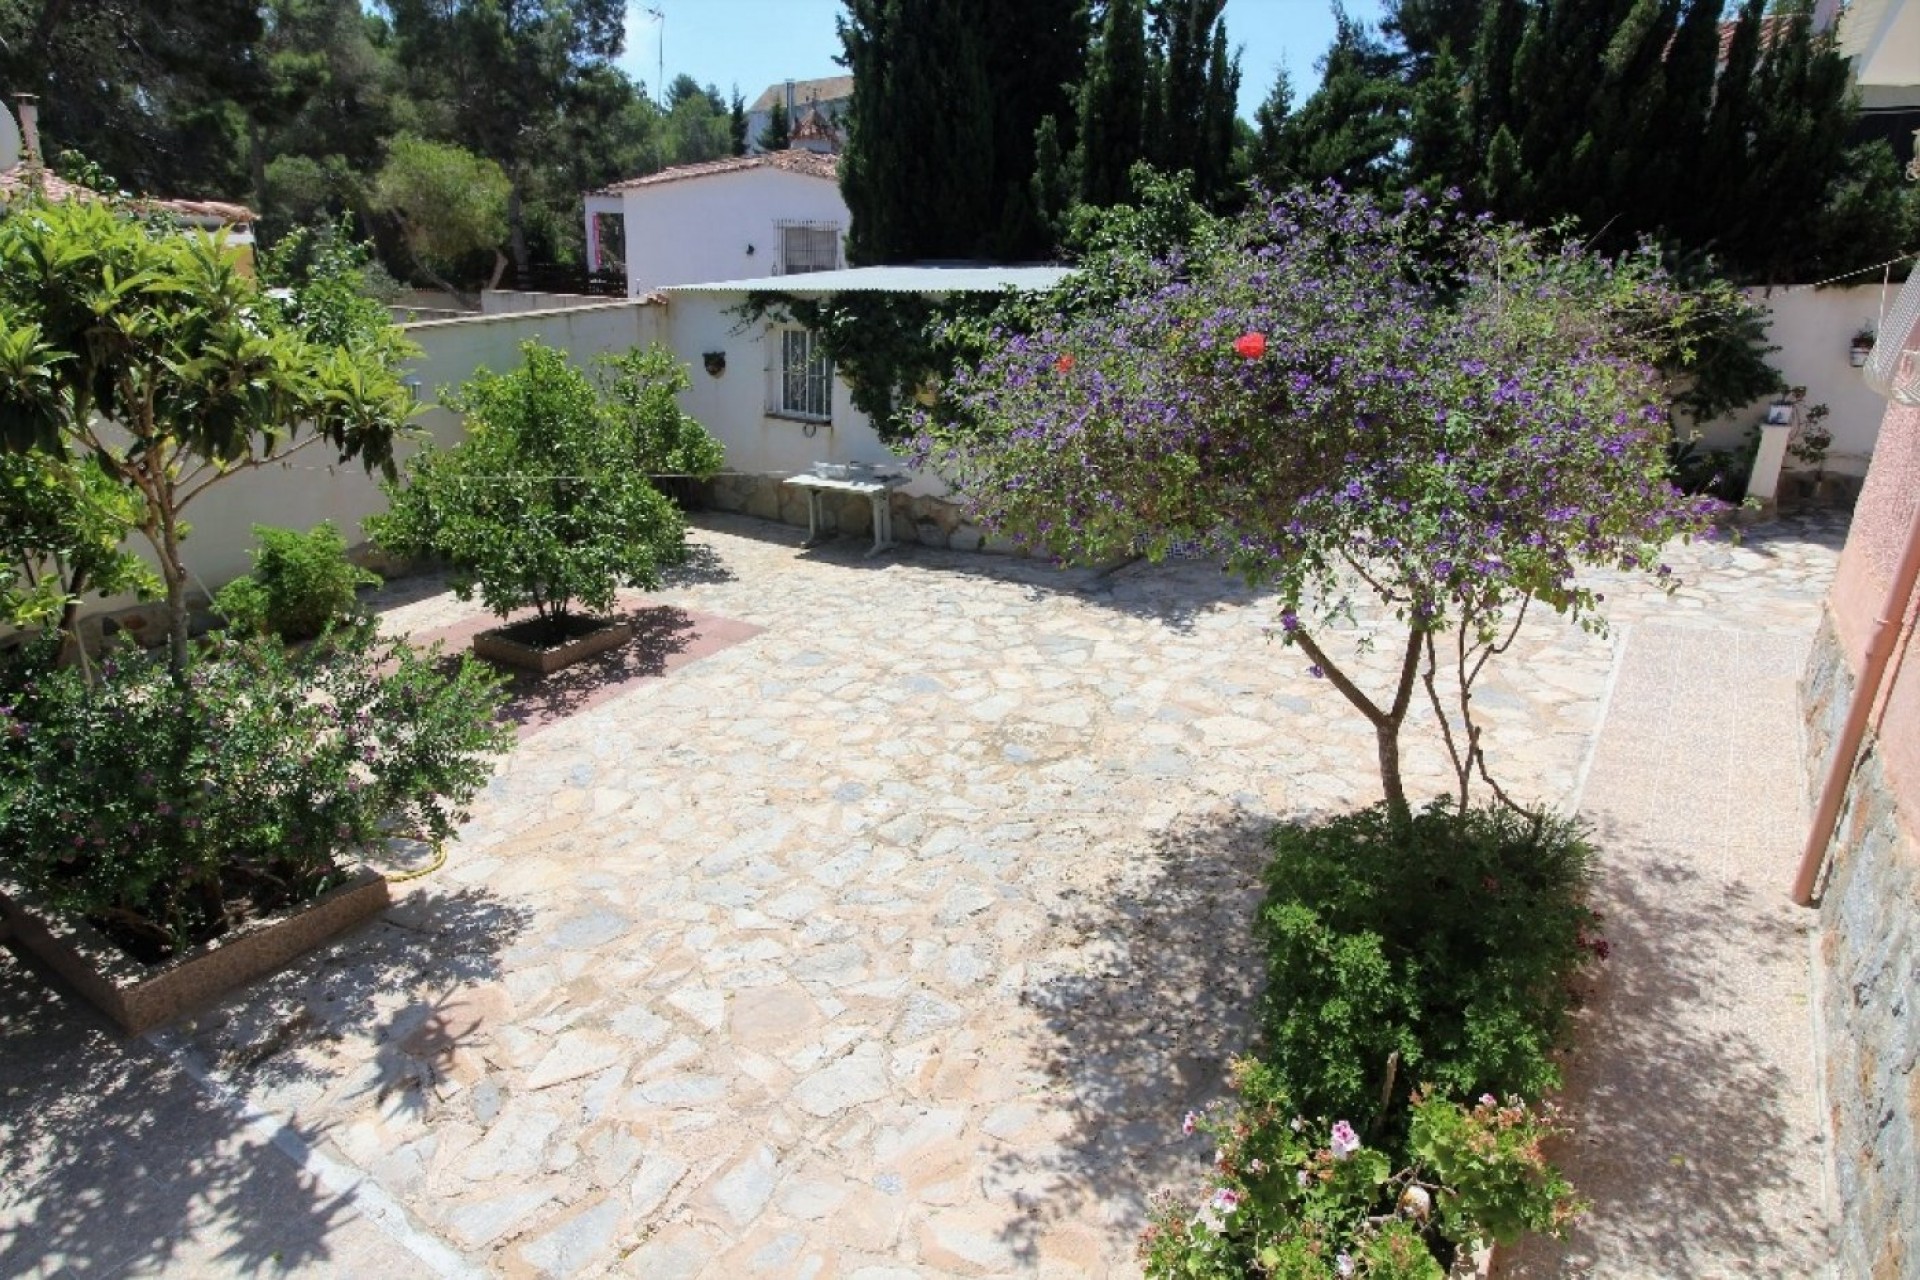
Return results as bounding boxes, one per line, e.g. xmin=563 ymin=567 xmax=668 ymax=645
xmin=1829 ymin=398 xmax=1920 ymax=808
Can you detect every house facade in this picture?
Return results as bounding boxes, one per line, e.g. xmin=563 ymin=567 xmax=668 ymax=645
xmin=745 ymin=76 xmax=851 ymax=155
xmin=582 ymin=151 xmax=848 ymax=297
xmin=1796 ymin=2 xmax=1920 ymax=1270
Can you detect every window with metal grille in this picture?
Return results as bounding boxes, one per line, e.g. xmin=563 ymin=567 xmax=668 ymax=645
xmin=777 ymin=329 xmax=832 ymax=420
xmin=777 ymin=223 xmax=839 ymax=275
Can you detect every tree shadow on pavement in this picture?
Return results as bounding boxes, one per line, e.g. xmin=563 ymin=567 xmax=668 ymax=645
xmin=989 ymin=805 xmax=1278 ymax=1265
xmin=0 ymin=885 xmax=531 ymax=1278
xmin=1500 ymin=818 xmax=1828 ymax=1276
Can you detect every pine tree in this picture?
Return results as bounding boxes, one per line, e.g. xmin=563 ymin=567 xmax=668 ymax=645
xmin=1283 ymin=7 xmax=1409 ymax=192
xmin=1248 ymin=66 xmax=1297 ymax=188
xmin=761 ymin=99 xmax=791 ymax=151
xmin=1406 ymin=44 xmax=1475 ymax=199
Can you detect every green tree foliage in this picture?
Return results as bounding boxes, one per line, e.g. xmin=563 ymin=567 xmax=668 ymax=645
xmin=0 ymin=0 xmax=269 ymax=199
xmin=213 ymin=522 xmax=379 ymax=642
xmin=0 ymin=196 xmax=417 ymax=672
xmin=373 ymin=134 xmax=512 ymax=303
xmin=1269 ymin=7 xmax=1410 ymax=193
xmin=1074 ymin=0 xmax=1152 ymax=209
xmin=0 ymin=450 xmax=155 ymax=666
xmin=728 ymin=87 xmax=749 ymax=156
xmin=369 ymin=342 xmax=695 ymax=633
xmin=838 ymin=0 xmax=1083 ymax=262
xmin=760 ymin=100 xmax=792 ymax=153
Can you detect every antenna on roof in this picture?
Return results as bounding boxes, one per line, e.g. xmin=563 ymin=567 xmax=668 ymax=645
xmin=643 ymin=6 xmax=666 ymax=107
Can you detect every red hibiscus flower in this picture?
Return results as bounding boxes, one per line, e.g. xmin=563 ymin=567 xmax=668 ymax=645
xmin=1233 ymin=332 xmax=1267 ymax=359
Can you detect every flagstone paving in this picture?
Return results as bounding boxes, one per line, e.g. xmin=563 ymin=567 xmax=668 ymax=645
xmin=0 ymin=510 xmax=1846 ymax=1278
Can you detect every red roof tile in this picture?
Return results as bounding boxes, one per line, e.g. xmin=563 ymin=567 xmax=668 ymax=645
xmin=592 ymin=149 xmax=839 ymax=196
xmin=0 ymin=165 xmax=255 ymax=223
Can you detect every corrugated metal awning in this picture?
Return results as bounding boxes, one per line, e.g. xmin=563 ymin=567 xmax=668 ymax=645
xmin=661 ymin=265 xmax=1075 ymax=296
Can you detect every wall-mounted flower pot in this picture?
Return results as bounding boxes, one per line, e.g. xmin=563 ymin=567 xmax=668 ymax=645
xmin=703 ymin=350 xmax=727 ymax=377
xmin=472 ymin=615 xmax=632 ymax=675
xmin=1849 ymin=344 xmax=1872 ymax=367
xmin=0 ymin=865 xmax=390 ymax=1035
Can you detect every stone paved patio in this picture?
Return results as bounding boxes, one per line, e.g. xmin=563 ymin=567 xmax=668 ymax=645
xmin=0 ymin=511 xmax=1846 ymax=1278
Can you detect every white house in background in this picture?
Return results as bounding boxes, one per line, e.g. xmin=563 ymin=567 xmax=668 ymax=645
xmin=657 ymin=265 xmax=1071 ymax=495
xmin=582 ymin=150 xmax=848 ymax=296
xmin=745 ymin=76 xmax=851 ymax=154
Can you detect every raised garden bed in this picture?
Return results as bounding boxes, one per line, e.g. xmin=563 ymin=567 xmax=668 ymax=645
xmin=471 ymin=614 xmax=633 ymax=675
xmin=0 ymin=866 xmax=389 ymax=1035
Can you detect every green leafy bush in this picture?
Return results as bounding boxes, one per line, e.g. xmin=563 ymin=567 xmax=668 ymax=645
xmin=369 ymin=341 xmax=692 ymax=639
xmin=1141 ymin=1059 xmax=1577 ymax=1279
xmin=0 ymin=625 xmax=510 ymax=959
xmin=214 ymin=522 xmax=380 ymax=641
xmin=600 ymin=346 xmax=725 ymax=480
xmin=1258 ymin=801 xmax=1599 ymax=1138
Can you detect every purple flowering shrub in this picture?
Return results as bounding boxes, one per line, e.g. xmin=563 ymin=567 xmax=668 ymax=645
xmin=919 ymin=186 xmax=1720 ymax=818
xmin=1141 ymin=1059 xmax=1576 ymax=1279
xmin=0 ymin=625 xmax=510 ymax=961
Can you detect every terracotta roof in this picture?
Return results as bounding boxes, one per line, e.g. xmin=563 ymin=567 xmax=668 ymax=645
xmin=0 ymin=165 xmax=254 ymax=223
xmin=1716 ymin=13 xmax=1795 ymax=62
xmin=749 ymin=75 xmax=853 ymax=114
xmin=592 ymin=149 xmax=839 ymax=195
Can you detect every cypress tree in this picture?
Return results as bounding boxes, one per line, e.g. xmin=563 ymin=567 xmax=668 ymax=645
xmin=1075 ymin=0 xmax=1151 ymax=208
xmin=760 ymin=99 xmax=790 ymax=151
xmin=728 ymin=88 xmax=748 ymax=155
xmin=1406 ymin=44 xmax=1475 ymax=199
xmin=839 ymin=0 xmax=1079 ymax=262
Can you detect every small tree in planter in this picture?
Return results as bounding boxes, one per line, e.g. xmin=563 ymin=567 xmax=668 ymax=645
xmin=370 ymin=341 xmax=695 ymax=670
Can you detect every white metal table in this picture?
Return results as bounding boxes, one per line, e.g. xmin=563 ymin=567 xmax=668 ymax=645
xmin=782 ymin=472 xmax=911 ymax=556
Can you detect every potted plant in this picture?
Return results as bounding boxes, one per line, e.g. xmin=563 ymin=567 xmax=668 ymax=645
xmin=370 ymin=341 xmax=703 ymax=673
xmin=1850 ymin=327 xmax=1875 ymax=367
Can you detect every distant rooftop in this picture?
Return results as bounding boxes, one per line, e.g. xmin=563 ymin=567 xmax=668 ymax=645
xmin=749 ymin=75 xmax=854 ymax=114
xmin=591 ymin=149 xmax=838 ymax=195
xmin=0 ymin=165 xmax=255 ymax=224
xmin=661 ymin=265 xmax=1074 ymax=296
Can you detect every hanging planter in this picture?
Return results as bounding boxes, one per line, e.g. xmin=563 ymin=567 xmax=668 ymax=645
xmin=1849 ymin=328 xmax=1875 ymax=367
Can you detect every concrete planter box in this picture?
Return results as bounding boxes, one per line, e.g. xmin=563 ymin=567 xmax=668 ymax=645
xmin=472 ymin=616 xmax=632 ymax=674
xmin=0 ymin=865 xmax=389 ymax=1035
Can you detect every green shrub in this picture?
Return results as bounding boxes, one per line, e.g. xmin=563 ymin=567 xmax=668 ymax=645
xmin=1257 ymin=801 xmax=1599 ymax=1139
xmin=0 ymin=624 xmax=511 ymax=959
xmin=214 ymin=522 xmax=380 ymax=641
xmin=1140 ymin=1059 xmax=1577 ymax=1279
xmin=368 ymin=341 xmax=691 ymax=639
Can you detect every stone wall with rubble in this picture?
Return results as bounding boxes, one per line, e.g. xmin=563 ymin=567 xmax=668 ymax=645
xmin=1801 ymin=610 xmax=1918 ymax=1278
xmin=701 ymin=474 xmax=1021 ymax=554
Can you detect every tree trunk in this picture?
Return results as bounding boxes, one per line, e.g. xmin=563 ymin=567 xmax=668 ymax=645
xmin=1376 ymin=721 xmax=1411 ymax=828
xmin=507 ymin=185 xmax=530 ymax=284
xmin=157 ymin=515 xmax=191 ymax=677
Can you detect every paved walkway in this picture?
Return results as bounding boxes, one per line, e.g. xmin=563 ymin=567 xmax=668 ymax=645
xmin=0 ymin=512 xmax=1845 ymax=1278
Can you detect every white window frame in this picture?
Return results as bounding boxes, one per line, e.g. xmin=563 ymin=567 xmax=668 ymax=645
xmin=770 ymin=327 xmax=833 ymax=422
xmin=775 ymin=221 xmax=841 ymax=275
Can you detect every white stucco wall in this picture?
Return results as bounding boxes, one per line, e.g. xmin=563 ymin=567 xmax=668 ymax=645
xmin=659 ymin=292 xmax=941 ymax=497
xmin=1695 ymin=282 xmax=1894 ymax=476
xmin=64 ymin=302 xmax=666 ymax=618
xmin=617 ymin=169 xmax=848 ymax=294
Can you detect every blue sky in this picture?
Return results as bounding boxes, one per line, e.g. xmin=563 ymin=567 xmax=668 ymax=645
xmin=617 ymin=0 xmax=1390 ymax=121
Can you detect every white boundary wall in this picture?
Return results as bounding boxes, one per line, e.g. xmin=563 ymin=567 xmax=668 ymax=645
xmin=63 ymin=301 xmax=664 ymax=618
xmin=1695 ymin=282 xmax=1895 ymax=477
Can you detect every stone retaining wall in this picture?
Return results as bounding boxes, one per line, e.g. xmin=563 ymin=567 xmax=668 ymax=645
xmin=701 ymin=474 xmax=1020 ymax=554
xmin=1801 ymin=609 xmax=1918 ymax=1278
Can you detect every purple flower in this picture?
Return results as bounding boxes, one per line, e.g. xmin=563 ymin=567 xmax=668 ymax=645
xmin=1329 ymin=1120 xmax=1361 ymax=1160
xmin=1209 ymin=1188 xmax=1241 ymax=1214
xmin=1307 ymin=664 xmax=1325 ymax=680
xmin=1181 ymin=1110 xmax=1199 ymax=1137
xmin=1336 ymin=1253 xmax=1356 ymax=1278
